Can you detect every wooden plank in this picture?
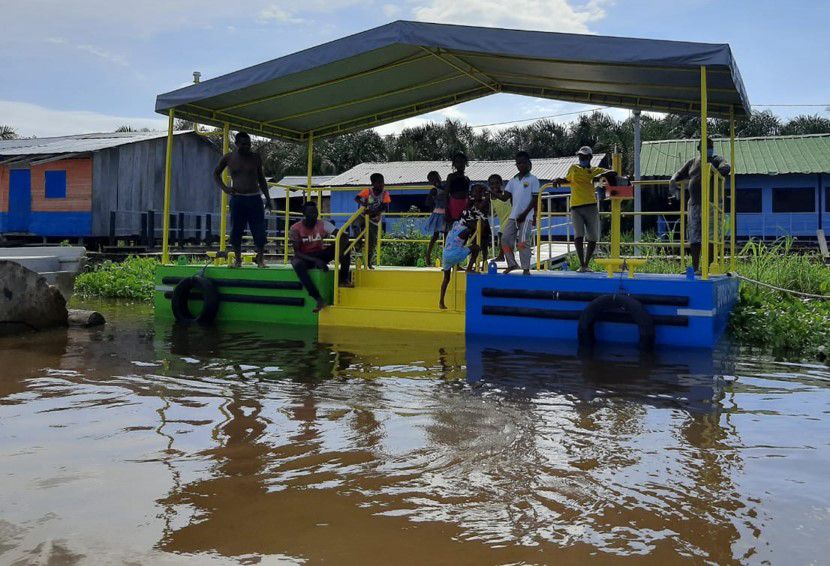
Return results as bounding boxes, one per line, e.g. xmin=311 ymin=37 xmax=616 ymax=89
xmin=818 ymin=229 xmax=829 ymax=259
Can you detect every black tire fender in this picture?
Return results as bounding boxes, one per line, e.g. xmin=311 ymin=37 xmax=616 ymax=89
xmin=171 ymin=275 xmax=220 ymax=325
xmin=577 ymin=294 xmax=655 ymax=350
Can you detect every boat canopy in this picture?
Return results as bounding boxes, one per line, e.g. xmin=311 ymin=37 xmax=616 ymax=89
xmin=155 ymin=20 xmax=751 ymax=142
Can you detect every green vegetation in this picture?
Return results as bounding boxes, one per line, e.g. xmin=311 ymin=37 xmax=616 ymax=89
xmin=75 ymin=256 xmax=159 ymax=301
xmin=378 ymin=210 xmax=434 ymax=267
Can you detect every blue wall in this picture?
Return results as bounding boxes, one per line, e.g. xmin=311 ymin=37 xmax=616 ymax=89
xmin=736 ymin=173 xmax=825 ymax=238
xmin=0 ymin=212 xmax=92 ymax=237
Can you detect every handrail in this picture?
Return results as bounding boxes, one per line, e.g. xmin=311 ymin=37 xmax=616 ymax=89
xmin=333 ymin=206 xmax=365 ymax=306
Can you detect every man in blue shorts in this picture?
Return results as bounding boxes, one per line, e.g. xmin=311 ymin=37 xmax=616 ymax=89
xmin=439 ymin=211 xmax=480 ymax=310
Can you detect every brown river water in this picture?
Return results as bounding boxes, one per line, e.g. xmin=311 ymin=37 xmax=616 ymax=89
xmin=1 ymin=300 xmax=828 ymax=565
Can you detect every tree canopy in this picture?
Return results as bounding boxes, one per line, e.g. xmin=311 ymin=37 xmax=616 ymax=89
xmin=252 ymin=110 xmax=830 ymax=180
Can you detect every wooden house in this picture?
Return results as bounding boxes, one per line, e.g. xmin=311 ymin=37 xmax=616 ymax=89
xmin=0 ymin=131 xmax=222 ymax=244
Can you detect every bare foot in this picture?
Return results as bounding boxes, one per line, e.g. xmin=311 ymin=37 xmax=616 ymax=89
xmin=340 ymin=280 xmax=354 ymax=288
xmin=312 ymin=299 xmax=327 ymax=313
xmin=439 ymin=302 xmax=447 ymax=310
xmin=503 ymin=265 xmax=518 ymax=274
xmin=255 ymin=253 xmax=266 ymax=268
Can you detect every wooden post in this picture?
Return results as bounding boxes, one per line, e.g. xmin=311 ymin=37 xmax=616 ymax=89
xmin=177 ymin=212 xmax=185 ymax=246
xmin=109 ymin=211 xmax=117 ymax=244
xmin=140 ymin=212 xmax=148 ymax=245
xmin=147 ymin=209 xmax=155 ymax=249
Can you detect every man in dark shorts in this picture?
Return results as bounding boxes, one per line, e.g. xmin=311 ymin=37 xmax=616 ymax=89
xmin=670 ymin=137 xmax=731 ymax=273
xmin=290 ymin=201 xmax=351 ymax=312
xmin=213 ymin=131 xmax=272 ymax=268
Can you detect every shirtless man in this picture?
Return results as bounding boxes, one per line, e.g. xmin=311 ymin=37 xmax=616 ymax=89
xmin=213 ymin=132 xmax=272 ymax=268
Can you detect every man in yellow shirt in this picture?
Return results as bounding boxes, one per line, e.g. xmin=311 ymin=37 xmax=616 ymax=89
xmin=553 ymin=146 xmax=608 ymax=272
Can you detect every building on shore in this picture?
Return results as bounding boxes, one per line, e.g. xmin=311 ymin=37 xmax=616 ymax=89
xmin=641 ymin=134 xmax=830 ymax=240
xmin=0 ymin=131 xmax=221 ymax=244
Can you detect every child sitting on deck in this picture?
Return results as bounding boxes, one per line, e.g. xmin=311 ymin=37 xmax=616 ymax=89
xmin=423 ymin=170 xmax=447 ymax=266
xmin=440 ymin=210 xmax=480 ymax=310
xmin=354 ymin=173 xmax=391 ymax=269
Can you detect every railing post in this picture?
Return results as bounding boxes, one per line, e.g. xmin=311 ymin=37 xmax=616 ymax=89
xmin=376 ymin=219 xmax=383 ymax=267
xmin=195 ymin=214 xmax=202 ymax=243
xmin=205 ymin=214 xmax=212 ymax=244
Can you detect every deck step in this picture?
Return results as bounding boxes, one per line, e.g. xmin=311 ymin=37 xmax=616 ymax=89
xmin=338 ymin=287 xmax=465 ymax=310
xmin=353 ymin=268 xmax=467 ymax=291
xmin=319 ymin=304 xmax=465 ymax=333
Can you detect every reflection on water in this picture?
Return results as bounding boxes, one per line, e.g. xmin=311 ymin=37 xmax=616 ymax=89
xmin=0 ymin=302 xmax=828 ymax=564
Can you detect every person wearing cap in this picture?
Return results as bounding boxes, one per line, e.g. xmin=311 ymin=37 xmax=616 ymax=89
xmin=553 ymin=146 xmax=608 ymax=272
xmin=669 ymin=137 xmax=731 ymax=273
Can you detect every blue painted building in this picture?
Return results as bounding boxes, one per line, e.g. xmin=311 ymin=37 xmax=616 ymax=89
xmin=0 ymin=131 xmax=220 ymax=241
xmin=642 ymin=134 xmax=830 ymax=239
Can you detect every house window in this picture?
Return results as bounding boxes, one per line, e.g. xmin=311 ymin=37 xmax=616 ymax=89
xmin=772 ymin=187 xmax=815 ymax=213
xmin=733 ymin=188 xmax=762 ymax=213
xmin=45 ymin=170 xmax=67 ymax=199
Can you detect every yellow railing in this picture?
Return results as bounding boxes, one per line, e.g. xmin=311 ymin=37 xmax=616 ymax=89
xmin=333 ymin=207 xmax=365 ymax=305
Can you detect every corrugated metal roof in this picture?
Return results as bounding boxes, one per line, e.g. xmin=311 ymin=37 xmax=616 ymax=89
xmin=325 ymin=155 xmax=606 ymax=186
xmin=641 ymin=134 xmax=830 ymax=177
xmin=0 ymin=131 xmax=194 ymax=156
xmin=269 ymin=175 xmax=335 ymax=199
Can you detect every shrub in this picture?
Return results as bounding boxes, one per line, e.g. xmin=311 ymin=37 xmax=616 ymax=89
xmin=75 ymin=256 xmax=159 ymax=301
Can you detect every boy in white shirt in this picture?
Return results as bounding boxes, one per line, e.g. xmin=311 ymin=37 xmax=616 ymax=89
xmin=501 ymin=151 xmax=540 ymax=274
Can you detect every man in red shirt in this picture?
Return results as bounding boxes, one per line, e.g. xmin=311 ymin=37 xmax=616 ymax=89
xmin=289 ymin=201 xmax=351 ymax=312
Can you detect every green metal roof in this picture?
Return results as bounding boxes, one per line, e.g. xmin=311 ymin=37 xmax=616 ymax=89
xmin=641 ymin=134 xmax=830 ymax=177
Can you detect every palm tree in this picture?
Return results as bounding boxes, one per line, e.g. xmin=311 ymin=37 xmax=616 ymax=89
xmin=0 ymin=125 xmax=19 ymax=140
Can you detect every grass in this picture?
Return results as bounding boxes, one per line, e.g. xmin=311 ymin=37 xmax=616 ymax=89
xmin=75 ymin=256 xmax=159 ymax=301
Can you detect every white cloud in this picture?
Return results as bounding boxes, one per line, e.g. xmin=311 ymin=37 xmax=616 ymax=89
xmin=0 ymin=100 xmax=166 ymax=138
xmin=382 ymin=3 xmax=401 ymax=17
xmin=411 ymin=0 xmax=609 ymax=34
xmin=47 ymin=37 xmax=128 ymax=67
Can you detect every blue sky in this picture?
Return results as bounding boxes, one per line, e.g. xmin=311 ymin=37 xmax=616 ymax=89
xmin=2 ymin=0 xmax=828 ymax=137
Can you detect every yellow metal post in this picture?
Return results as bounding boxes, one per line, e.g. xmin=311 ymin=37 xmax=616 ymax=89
xmin=610 ymin=198 xmax=622 ymax=259
xmin=700 ymin=66 xmax=710 ymax=279
xmin=375 ymin=219 xmax=382 ymax=267
xmin=680 ymin=183 xmax=686 ymax=265
xmin=729 ymin=107 xmax=737 ymax=272
xmin=220 ymin=123 xmax=230 ymax=253
xmin=161 ymin=110 xmax=175 ymax=264
xmin=306 ymin=133 xmax=316 ymax=207
xmin=283 ymin=195 xmax=290 ymax=264
xmin=535 ymin=191 xmax=544 ymax=270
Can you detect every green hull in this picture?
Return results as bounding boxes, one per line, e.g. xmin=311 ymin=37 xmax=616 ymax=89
xmin=154 ymin=264 xmax=332 ymax=326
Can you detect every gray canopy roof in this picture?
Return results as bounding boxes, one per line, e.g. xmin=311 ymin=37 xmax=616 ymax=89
xmin=155 ymin=20 xmax=751 ymax=142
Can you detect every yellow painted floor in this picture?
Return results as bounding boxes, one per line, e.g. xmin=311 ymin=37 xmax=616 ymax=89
xmin=319 ymin=267 xmax=466 ymax=333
